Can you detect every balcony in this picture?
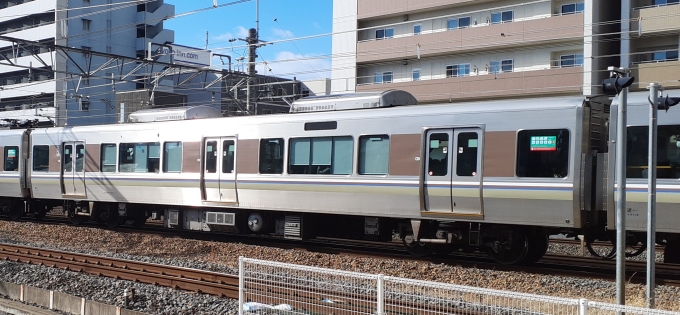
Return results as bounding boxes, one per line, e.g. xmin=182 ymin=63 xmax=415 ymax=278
xmin=632 ymin=4 xmax=680 ymax=36
xmin=356 ymin=14 xmax=583 ymax=64
xmin=136 ymin=3 xmax=175 ymax=25
xmin=0 ymin=23 xmax=55 ymax=48
xmin=356 ymin=67 xmax=583 ymax=103
xmin=630 ymin=60 xmax=680 ymax=90
xmin=358 ymin=0 xmax=486 ymax=20
xmin=0 ymin=0 xmax=55 ymax=24
xmin=136 ymin=29 xmax=175 ymax=51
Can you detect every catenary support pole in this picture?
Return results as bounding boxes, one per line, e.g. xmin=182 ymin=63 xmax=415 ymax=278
xmin=647 ymin=82 xmax=660 ymax=309
xmin=615 ymin=79 xmax=628 ymax=307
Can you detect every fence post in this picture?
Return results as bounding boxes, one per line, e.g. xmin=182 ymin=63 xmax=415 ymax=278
xmin=579 ymin=298 xmax=588 ymax=315
xmin=377 ymin=274 xmax=384 ymax=315
xmin=239 ymin=256 xmax=244 ymax=315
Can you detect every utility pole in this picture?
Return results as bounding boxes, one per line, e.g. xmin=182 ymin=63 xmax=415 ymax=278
xmin=246 ymin=27 xmax=258 ymax=115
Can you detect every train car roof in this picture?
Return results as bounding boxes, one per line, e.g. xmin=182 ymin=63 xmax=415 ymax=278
xmin=37 ymin=94 xmax=590 ymax=134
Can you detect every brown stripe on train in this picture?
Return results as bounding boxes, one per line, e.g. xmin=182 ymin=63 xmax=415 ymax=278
xmin=237 ymin=139 xmax=259 ymax=174
xmin=483 ymin=131 xmax=516 ymax=177
xmin=85 ymin=144 xmax=100 ymax=172
xmin=182 ymin=142 xmax=201 ymax=173
xmin=389 ymin=134 xmax=421 ymax=176
xmin=48 ymin=145 xmax=60 ymax=172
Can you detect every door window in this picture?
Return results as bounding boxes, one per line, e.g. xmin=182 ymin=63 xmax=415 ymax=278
xmin=206 ymin=141 xmax=217 ymax=173
xmin=222 ymin=140 xmax=235 ymax=173
xmin=428 ymin=133 xmax=449 ymax=176
xmin=456 ymin=132 xmax=478 ymax=176
xmin=75 ymin=144 xmax=84 ymax=172
xmin=63 ymin=145 xmax=73 ymax=172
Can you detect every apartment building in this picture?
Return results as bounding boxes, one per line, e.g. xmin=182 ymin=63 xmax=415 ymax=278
xmin=0 ymin=0 xmax=175 ymax=126
xmin=628 ymin=0 xmax=680 ymax=90
xmin=331 ymin=0 xmax=623 ymax=103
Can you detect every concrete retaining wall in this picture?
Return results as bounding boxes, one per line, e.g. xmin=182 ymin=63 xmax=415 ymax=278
xmin=0 ymin=281 xmax=150 ymax=315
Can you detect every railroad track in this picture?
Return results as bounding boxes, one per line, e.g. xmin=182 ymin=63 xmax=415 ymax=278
xmin=5 ymin=215 xmax=680 ymax=288
xmin=0 ymin=243 xmax=239 ymax=298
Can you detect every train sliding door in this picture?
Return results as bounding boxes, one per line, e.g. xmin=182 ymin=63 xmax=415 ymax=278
xmin=61 ymin=141 xmax=87 ymax=197
xmin=424 ymin=128 xmax=483 ymax=215
xmin=203 ymin=137 xmax=237 ymax=204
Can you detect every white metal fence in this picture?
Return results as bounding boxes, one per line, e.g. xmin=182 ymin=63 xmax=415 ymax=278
xmin=239 ymin=257 xmax=680 ymax=315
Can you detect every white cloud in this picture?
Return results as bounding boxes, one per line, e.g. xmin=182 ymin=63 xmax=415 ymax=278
xmin=213 ymin=26 xmax=250 ymax=42
xmin=271 ymin=28 xmax=294 ymax=39
xmin=259 ymin=51 xmax=331 ymax=81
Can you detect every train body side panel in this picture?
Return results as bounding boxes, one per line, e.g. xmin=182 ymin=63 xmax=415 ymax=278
xmin=22 ymin=96 xmax=584 ymax=228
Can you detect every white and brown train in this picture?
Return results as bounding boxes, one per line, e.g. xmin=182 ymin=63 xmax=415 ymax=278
xmin=0 ymin=90 xmax=678 ymax=264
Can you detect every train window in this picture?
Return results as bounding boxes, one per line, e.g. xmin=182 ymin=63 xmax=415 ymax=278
xmin=359 ymin=135 xmax=389 ymax=175
xmin=222 ymin=140 xmax=235 ymax=173
xmin=205 ymin=141 xmax=217 ymax=173
xmin=456 ymin=132 xmax=478 ymax=176
xmin=3 ymin=146 xmax=19 ymax=172
xmin=75 ymin=144 xmax=85 ymax=172
xmin=163 ymin=142 xmax=182 ymax=173
xmin=119 ymin=142 xmax=160 ymax=173
xmin=259 ymin=138 xmax=284 ymax=174
xmin=516 ymin=129 xmax=570 ymax=178
xmin=289 ymin=136 xmax=353 ymax=175
xmin=627 ymin=125 xmax=680 ymax=178
xmin=100 ymin=144 xmax=116 ymax=172
xmin=32 ymin=145 xmax=49 ymax=172
xmin=62 ymin=144 xmax=72 ymax=172
xmin=428 ymin=133 xmax=449 ymax=176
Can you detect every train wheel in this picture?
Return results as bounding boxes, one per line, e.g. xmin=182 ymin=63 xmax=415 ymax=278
xmin=521 ymin=232 xmax=549 ymax=264
xmin=7 ymin=202 xmax=22 ymax=221
xmin=106 ymin=209 xmax=122 ymax=228
xmin=486 ymin=229 xmax=529 ymax=265
xmin=69 ymin=214 xmax=85 ymax=225
xmin=402 ymin=233 xmax=434 ymax=257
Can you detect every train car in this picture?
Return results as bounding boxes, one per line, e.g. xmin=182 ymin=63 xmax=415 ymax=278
xmin=0 ymin=129 xmax=30 ymax=219
xmin=603 ymin=91 xmax=680 ymax=262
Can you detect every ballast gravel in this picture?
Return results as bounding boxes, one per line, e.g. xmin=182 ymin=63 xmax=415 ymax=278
xmin=0 ymin=220 xmax=679 ymax=314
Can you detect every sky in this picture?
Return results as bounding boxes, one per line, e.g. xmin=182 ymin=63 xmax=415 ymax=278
xmin=166 ymin=0 xmax=333 ymax=81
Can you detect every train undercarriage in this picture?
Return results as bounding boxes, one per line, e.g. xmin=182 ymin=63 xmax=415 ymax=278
xmin=1 ymin=197 xmax=679 ymax=265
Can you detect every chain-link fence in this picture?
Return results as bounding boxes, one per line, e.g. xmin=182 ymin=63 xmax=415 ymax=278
xmin=239 ymin=257 xmax=680 ymax=315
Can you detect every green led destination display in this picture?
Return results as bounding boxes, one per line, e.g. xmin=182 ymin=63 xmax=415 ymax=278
xmin=530 ymin=136 xmax=557 ymax=151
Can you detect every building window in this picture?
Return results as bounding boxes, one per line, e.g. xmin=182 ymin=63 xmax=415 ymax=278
xmin=289 ymin=137 xmax=353 ymax=175
xmin=560 ymin=54 xmax=584 ymax=67
xmin=653 ymin=50 xmax=679 ymax=62
xmin=412 ymin=69 xmax=421 ymax=81
xmin=516 ymin=129 xmax=570 ymax=178
xmin=446 ymin=64 xmax=470 ymax=77
xmin=260 ymin=138 xmax=284 ymax=174
xmin=491 ymin=11 xmax=513 ymax=24
xmin=4 ymin=146 xmax=19 ymax=172
xmin=82 ymin=19 xmax=91 ymax=31
xmin=80 ymin=100 xmax=90 ymax=111
xmin=413 ymin=24 xmax=421 ymax=35
xmin=561 ymin=3 xmax=585 ymax=14
xmin=32 ymin=145 xmax=49 ymax=172
xmin=447 ymin=17 xmax=471 ymax=30
xmin=359 ymin=135 xmax=389 ymax=175
xmin=100 ymin=144 xmax=116 ymax=172
xmin=375 ymin=28 xmax=394 ymax=39
xmin=374 ymin=71 xmax=392 ymax=84
xmin=490 ymin=59 xmax=513 ymax=73
xmin=654 ymin=0 xmax=680 ymax=6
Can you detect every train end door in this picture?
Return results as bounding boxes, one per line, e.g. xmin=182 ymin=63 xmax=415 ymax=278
xmin=423 ymin=128 xmax=483 ymax=215
xmin=202 ymin=137 xmax=237 ymax=204
xmin=61 ymin=141 xmax=87 ymax=198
